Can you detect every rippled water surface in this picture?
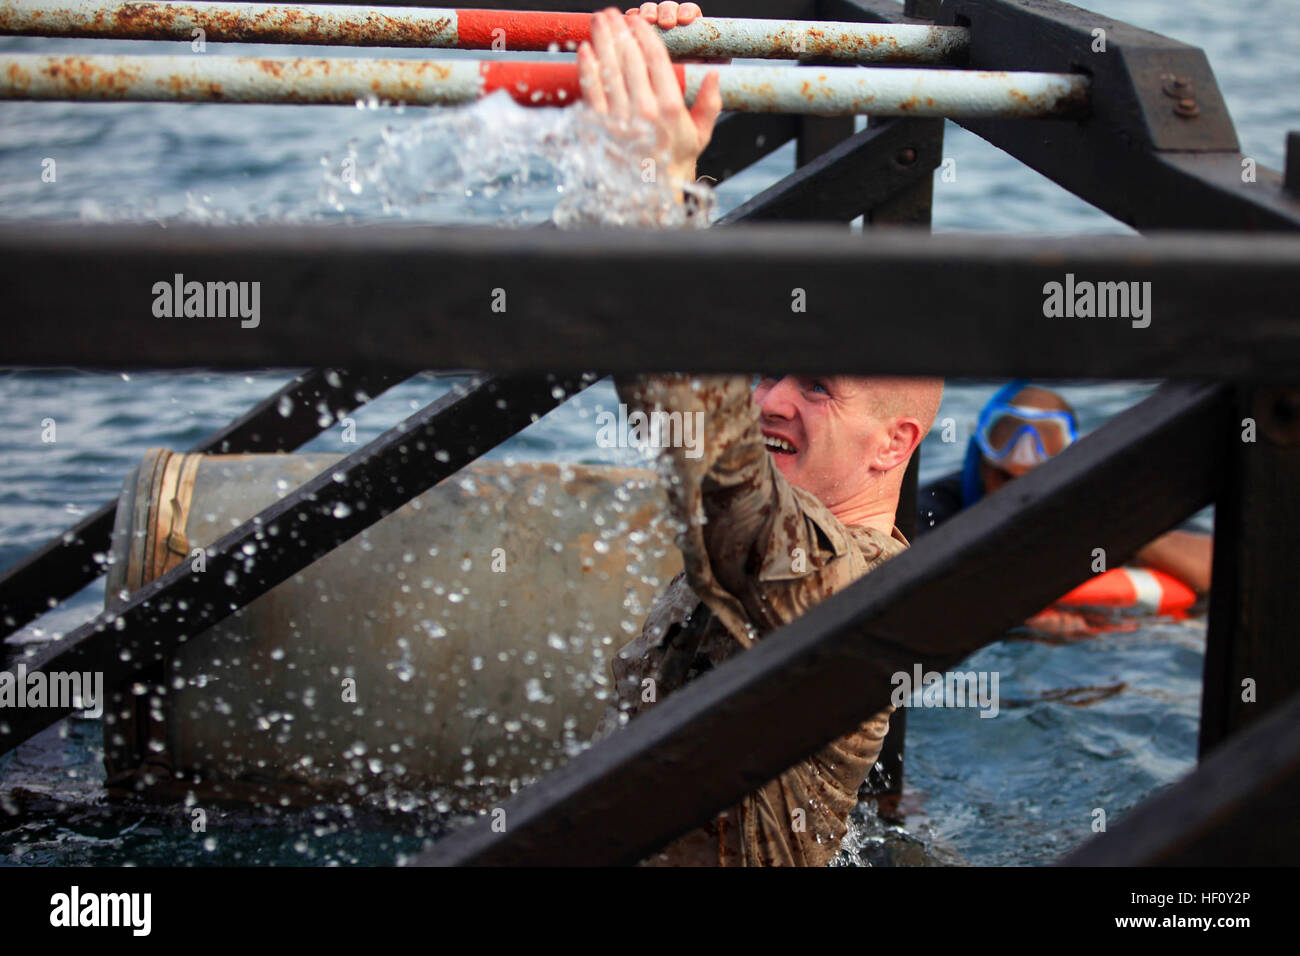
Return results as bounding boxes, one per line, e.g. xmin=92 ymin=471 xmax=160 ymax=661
xmin=0 ymin=0 xmax=1293 ymax=866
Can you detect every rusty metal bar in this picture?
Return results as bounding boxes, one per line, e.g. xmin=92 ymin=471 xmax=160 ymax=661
xmin=0 ymin=0 xmax=968 ymax=63
xmin=0 ymin=52 xmax=1090 ymax=118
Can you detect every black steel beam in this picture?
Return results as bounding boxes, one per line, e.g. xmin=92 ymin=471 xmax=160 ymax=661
xmin=797 ymin=115 xmax=856 ymax=171
xmin=1061 ymin=686 xmax=1300 ymax=866
xmin=691 ymin=0 xmax=908 ymax=195
xmin=0 ymin=373 xmax=590 ymax=756
xmin=414 ymin=381 xmax=1229 ymax=865
xmin=4 ymin=224 xmax=1298 ymax=378
xmin=863 ymin=0 xmax=1300 ymax=233
xmin=719 ymin=116 xmax=942 ymax=222
xmin=0 ymin=369 xmax=408 ymax=643
xmin=1286 ymin=131 xmax=1300 ymax=198
xmin=1200 ymin=385 xmax=1300 ymax=755
xmin=696 ymin=112 xmax=799 ymax=188
xmin=856 ymin=108 xmax=945 ymax=813
xmin=823 ymin=0 xmax=917 ymax=26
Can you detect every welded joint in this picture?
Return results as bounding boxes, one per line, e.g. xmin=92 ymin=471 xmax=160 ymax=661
xmin=937 ymin=0 xmax=1238 ymax=152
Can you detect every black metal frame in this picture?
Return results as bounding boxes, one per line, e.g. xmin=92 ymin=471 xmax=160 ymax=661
xmin=1 ymin=0 xmax=1298 ymax=867
xmin=0 ymin=374 xmax=591 ymax=753
xmin=0 ymin=369 xmax=408 ymax=643
xmin=415 ymin=382 xmax=1229 ymax=864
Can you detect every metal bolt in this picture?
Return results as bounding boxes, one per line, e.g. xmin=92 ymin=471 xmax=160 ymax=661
xmin=1174 ymin=97 xmax=1200 ymax=118
xmin=1162 ymin=74 xmax=1195 ymax=98
xmin=1255 ymin=388 xmax=1300 ymax=445
xmin=897 ymin=147 xmax=918 ymax=165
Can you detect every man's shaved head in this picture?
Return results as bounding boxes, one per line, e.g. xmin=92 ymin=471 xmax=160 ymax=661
xmin=865 ymin=377 xmax=945 ymax=435
xmin=752 ymin=374 xmax=944 ymax=533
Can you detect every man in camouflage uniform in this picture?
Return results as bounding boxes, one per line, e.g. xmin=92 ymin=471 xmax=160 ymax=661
xmin=580 ymin=8 xmax=944 ymax=865
xmin=596 ymin=374 xmax=941 ymax=865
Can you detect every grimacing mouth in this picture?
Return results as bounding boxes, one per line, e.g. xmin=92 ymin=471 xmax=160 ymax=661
xmin=763 ymin=433 xmax=798 ymax=455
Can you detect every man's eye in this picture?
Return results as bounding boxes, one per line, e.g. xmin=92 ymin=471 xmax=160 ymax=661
xmin=807 ymin=381 xmax=829 ymax=396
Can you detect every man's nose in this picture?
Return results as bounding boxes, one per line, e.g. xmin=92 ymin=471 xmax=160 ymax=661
xmin=758 ymin=376 xmax=800 ymax=419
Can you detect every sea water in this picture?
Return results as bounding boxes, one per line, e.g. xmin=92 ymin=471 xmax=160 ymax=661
xmin=0 ymin=0 xmax=1293 ymax=865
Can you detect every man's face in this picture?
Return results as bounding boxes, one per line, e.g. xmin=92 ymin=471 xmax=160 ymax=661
xmin=752 ymin=375 xmax=888 ymax=509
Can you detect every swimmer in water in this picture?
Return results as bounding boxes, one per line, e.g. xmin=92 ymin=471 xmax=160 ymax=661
xmin=917 ymin=382 xmax=1212 ymax=637
xmin=917 ymin=381 xmax=1212 ymax=595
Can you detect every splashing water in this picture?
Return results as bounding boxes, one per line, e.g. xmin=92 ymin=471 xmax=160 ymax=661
xmin=321 ymin=91 xmax=715 ymax=228
xmin=70 ymin=92 xmax=713 ymax=228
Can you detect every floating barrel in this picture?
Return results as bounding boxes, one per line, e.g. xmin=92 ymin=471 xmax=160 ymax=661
xmin=1055 ymin=567 xmax=1197 ymax=617
xmin=104 ymin=450 xmax=680 ymax=809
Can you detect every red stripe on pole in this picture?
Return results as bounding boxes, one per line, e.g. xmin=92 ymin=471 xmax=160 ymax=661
xmin=480 ymin=60 xmax=581 ymax=105
xmin=478 ymin=60 xmax=687 ymax=107
xmin=456 ymin=10 xmax=593 ymax=50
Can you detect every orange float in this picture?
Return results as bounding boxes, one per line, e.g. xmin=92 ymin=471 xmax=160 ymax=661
xmin=1055 ymin=567 xmax=1197 ymax=618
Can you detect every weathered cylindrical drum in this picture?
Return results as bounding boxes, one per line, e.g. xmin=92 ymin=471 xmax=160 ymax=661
xmin=104 ymin=450 xmax=680 ymax=810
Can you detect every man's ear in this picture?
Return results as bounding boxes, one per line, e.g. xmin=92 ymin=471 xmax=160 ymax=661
xmin=873 ymin=419 xmax=923 ymax=472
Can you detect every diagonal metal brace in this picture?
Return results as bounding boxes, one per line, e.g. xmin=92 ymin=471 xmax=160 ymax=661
xmin=414 ymin=381 xmax=1229 ymax=865
xmin=0 ymin=368 xmax=409 ymax=643
xmin=0 ymin=373 xmax=592 ymax=756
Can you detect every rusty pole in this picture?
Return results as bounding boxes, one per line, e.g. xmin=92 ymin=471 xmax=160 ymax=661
xmin=0 ymin=0 xmax=968 ymax=64
xmin=0 ymin=53 xmax=1090 ymax=118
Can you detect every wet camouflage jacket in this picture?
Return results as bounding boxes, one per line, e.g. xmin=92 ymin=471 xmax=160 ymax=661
xmin=598 ymin=374 xmax=908 ymax=867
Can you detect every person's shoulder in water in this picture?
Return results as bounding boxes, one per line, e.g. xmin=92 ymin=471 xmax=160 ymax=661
xmin=918 ymin=469 xmax=963 ymax=535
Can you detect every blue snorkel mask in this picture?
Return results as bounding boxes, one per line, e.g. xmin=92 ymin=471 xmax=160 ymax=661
xmin=960 ymin=380 xmax=1078 ymax=507
xmin=975 ymin=402 xmax=1079 ymax=467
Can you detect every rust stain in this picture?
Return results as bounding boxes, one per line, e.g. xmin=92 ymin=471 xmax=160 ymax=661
xmin=32 ymin=55 xmax=144 ymax=99
xmin=6 ymin=60 xmax=31 ymax=92
xmin=3 ymin=1 xmax=455 ymax=47
xmin=416 ymin=61 xmax=453 ymax=81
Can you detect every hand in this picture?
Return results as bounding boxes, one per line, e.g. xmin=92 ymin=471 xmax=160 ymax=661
xmin=624 ymin=2 xmax=702 ymax=28
xmin=577 ymin=7 xmax=722 ymax=188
